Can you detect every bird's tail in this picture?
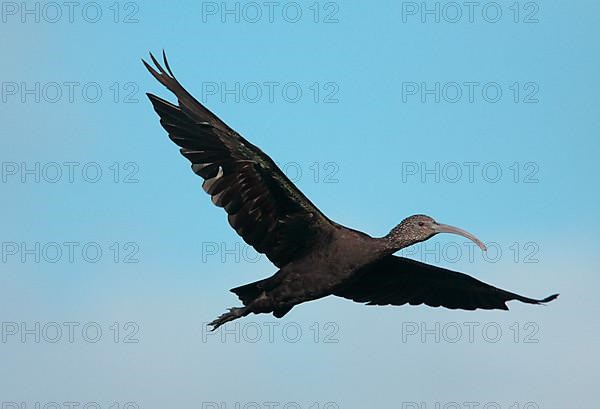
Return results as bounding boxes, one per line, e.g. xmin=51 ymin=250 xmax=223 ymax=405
xmin=230 ymin=279 xmax=293 ymax=319
xmin=230 ymin=279 xmax=269 ymax=305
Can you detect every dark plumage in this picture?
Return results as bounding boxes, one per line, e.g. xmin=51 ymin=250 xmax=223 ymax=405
xmin=143 ymin=52 xmax=558 ymax=331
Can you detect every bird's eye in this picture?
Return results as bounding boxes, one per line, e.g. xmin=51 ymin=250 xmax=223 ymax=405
xmin=418 ymin=222 xmax=424 ymax=226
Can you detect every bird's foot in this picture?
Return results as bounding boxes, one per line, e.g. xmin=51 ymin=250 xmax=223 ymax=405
xmin=208 ymin=307 xmax=247 ymax=331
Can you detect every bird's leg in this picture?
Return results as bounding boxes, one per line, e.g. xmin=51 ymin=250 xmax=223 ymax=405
xmin=208 ymin=306 xmax=250 ymax=331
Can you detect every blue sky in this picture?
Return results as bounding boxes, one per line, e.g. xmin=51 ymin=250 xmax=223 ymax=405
xmin=1 ymin=1 xmax=599 ymax=408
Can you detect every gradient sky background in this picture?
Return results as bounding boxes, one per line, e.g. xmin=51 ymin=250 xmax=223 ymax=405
xmin=1 ymin=1 xmax=599 ymax=408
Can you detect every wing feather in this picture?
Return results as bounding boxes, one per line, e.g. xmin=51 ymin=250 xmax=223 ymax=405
xmin=335 ymin=256 xmax=558 ymax=311
xmin=144 ymin=52 xmax=334 ymax=267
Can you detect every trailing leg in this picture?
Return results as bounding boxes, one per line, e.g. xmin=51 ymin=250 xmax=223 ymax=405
xmin=208 ymin=307 xmax=250 ymax=331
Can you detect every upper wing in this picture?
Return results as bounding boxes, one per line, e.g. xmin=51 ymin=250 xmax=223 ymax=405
xmin=335 ymin=255 xmax=558 ymax=310
xmin=144 ymin=51 xmax=335 ymax=267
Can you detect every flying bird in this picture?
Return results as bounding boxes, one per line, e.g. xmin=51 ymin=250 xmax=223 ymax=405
xmin=143 ymin=52 xmax=558 ymax=331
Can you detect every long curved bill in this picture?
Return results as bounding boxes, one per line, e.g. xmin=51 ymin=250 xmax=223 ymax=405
xmin=434 ymin=223 xmax=487 ymax=251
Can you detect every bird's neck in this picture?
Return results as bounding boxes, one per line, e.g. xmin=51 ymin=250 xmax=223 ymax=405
xmin=379 ymin=233 xmax=421 ymax=256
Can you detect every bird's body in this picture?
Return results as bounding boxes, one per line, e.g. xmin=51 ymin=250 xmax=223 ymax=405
xmin=143 ymin=52 xmax=558 ymax=331
xmin=234 ymin=226 xmax=380 ymax=311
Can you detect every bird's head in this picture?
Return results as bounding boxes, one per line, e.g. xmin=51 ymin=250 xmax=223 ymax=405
xmin=387 ymin=214 xmax=487 ymax=251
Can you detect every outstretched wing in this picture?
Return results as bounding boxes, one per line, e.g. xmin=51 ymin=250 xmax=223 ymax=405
xmin=144 ymin=51 xmax=335 ymax=267
xmin=335 ymin=255 xmax=558 ymax=310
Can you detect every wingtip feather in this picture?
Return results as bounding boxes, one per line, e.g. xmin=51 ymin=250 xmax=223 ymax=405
xmin=149 ymin=51 xmax=159 ymax=67
xmin=146 ymin=92 xmax=159 ymax=103
xmin=149 ymin=51 xmax=167 ymax=75
xmin=162 ymin=49 xmax=175 ymax=77
xmin=541 ymin=293 xmax=559 ymax=303
xmin=143 ymin=58 xmax=163 ymax=82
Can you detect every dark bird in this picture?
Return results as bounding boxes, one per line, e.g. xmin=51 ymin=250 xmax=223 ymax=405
xmin=143 ymin=52 xmax=558 ymax=331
